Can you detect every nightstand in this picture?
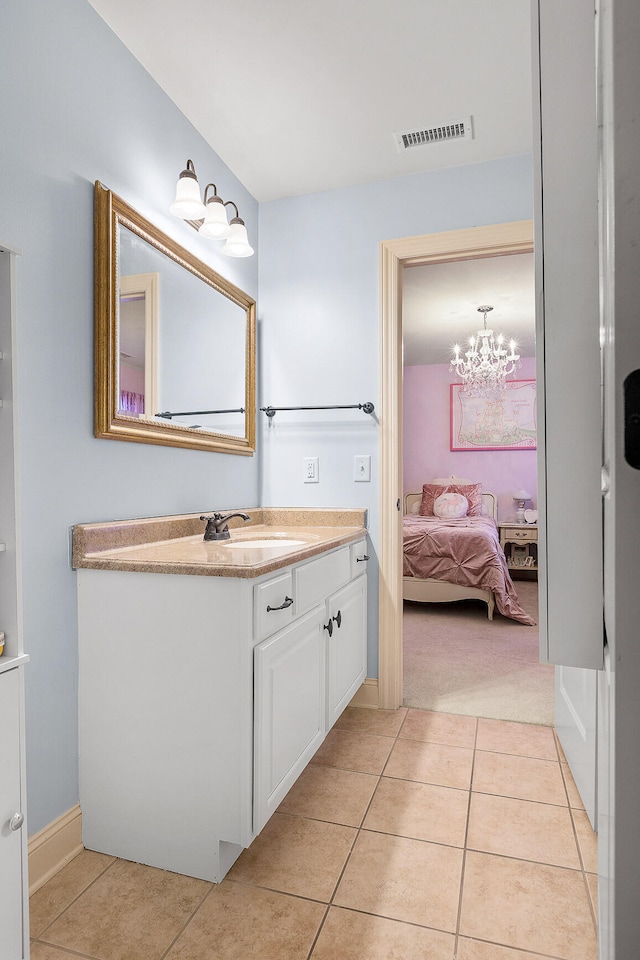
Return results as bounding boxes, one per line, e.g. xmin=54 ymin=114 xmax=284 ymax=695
xmin=499 ymin=522 xmax=538 ymax=578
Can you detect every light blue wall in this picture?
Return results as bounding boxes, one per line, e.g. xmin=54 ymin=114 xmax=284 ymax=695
xmin=1 ymin=0 xmax=259 ymax=834
xmin=258 ymin=155 xmax=534 ymax=676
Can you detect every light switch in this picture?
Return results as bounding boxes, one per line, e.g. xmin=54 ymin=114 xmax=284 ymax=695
xmin=354 ymin=455 xmax=371 ymax=482
xmin=303 ymin=457 xmax=319 ymax=482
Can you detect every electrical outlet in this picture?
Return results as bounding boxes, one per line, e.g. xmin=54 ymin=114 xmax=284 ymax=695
xmin=303 ymin=457 xmax=319 ymax=482
xmin=354 ymin=455 xmax=371 ymax=482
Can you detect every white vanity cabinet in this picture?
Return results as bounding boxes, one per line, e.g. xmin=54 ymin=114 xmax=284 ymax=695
xmin=0 ymin=666 xmax=29 ymax=960
xmin=253 ymin=539 xmax=368 ymax=832
xmin=77 ymin=537 xmax=367 ymax=884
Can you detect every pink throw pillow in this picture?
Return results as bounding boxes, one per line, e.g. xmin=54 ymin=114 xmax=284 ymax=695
xmin=420 ymin=482 xmax=483 ymax=517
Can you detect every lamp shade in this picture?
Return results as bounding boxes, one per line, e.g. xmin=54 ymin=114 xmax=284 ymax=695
xmin=169 ymin=170 xmax=205 ymax=220
xmin=513 ymin=490 xmax=531 ymax=502
xmin=221 ymin=219 xmax=254 ymax=258
xmin=199 ymin=196 xmax=231 ymax=239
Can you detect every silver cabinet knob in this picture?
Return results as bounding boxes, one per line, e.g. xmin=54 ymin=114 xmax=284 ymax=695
xmin=9 ymin=812 xmax=24 ymax=831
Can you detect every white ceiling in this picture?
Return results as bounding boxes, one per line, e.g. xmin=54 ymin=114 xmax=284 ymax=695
xmin=86 ymin=0 xmax=533 ymax=203
xmin=403 ymin=252 xmax=535 ymax=366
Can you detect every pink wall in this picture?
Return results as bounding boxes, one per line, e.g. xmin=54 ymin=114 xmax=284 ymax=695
xmin=403 ymin=358 xmax=537 ymax=522
xmin=120 ymin=363 xmax=145 ymax=394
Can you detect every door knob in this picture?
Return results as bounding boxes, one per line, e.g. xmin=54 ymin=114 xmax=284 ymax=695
xmin=9 ymin=812 xmax=24 ymax=831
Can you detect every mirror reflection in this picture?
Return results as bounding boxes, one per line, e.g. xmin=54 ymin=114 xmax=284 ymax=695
xmin=94 ymin=182 xmax=256 ymax=454
xmin=117 ymin=226 xmax=247 ymax=436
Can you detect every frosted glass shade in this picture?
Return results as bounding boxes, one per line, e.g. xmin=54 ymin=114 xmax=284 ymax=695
xmin=169 ymin=174 xmax=205 ymax=220
xmin=199 ymin=197 xmax=231 ymax=239
xmin=222 ymin=220 xmax=254 ymax=258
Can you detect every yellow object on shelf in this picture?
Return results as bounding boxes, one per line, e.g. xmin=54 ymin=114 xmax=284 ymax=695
xmin=0 ymin=631 xmax=4 ymax=656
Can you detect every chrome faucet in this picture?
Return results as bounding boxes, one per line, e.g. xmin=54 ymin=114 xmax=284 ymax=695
xmin=200 ymin=512 xmax=251 ymax=541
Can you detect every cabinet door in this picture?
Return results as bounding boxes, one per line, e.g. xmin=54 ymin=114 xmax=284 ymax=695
xmin=0 ymin=668 xmax=27 ymax=960
xmin=326 ymin=576 xmax=367 ymax=729
xmin=253 ymin=607 xmax=326 ymax=834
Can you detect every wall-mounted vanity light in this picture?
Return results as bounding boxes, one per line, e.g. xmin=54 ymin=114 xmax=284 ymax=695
xmin=170 ymin=159 xmax=254 ymax=258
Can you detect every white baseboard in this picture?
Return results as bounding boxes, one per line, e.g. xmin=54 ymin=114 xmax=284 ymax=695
xmin=28 ymin=804 xmax=84 ymax=895
xmin=349 ymin=678 xmax=379 ymax=709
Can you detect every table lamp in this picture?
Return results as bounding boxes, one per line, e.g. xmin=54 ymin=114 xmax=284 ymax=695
xmin=513 ymin=489 xmax=531 ymax=523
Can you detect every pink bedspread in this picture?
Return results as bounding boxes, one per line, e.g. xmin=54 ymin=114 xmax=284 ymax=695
xmin=403 ymin=515 xmax=535 ymax=625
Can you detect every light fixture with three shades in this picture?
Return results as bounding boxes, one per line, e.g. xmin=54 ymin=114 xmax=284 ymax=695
xmin=169 ymin=159 xmax=254 ymax=258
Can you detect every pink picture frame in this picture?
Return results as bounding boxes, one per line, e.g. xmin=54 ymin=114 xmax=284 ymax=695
xmin=450 ymin=379 xmax=537 ymax=451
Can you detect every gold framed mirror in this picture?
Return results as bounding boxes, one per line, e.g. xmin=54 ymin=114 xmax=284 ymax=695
xmin=94 ymin=181 xmax=256 ymax=454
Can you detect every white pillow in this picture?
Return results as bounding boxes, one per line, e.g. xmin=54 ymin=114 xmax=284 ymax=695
xmin=433 ymin=492 xmax=468 ymax=519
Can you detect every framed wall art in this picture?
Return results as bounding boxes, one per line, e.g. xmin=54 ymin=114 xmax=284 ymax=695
xmin=450 ymin=379 xmax=537 ymax=451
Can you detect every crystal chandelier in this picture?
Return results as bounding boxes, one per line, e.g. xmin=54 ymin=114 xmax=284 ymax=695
xmin=451 ymin=305 xmax=520 ymax=395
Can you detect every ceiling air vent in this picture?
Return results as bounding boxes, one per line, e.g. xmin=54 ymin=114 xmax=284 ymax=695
xmin=393 ymin=116 xmax=474 ymax=153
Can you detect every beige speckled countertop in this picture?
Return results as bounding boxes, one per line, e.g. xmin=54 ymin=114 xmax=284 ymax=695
xmin=72 ymin=508 xmax=368 ymax=579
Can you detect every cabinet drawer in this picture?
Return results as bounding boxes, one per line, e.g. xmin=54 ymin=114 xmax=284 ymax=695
xmin=502 ymin=527 xmax=537 ymax=542
xmin=254 ymin=571 xmax=294 ymax=641
xmin=294 ymin=546 xmax=351 ymax=616
xmin=349 ymin=540 xmax=369 ymax=579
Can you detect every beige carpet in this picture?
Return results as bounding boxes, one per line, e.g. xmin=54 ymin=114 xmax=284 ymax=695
xmin=402 ymin=582 xmax=554 ymax=725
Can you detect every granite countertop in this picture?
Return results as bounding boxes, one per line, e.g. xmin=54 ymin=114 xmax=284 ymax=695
xmin=72 ymin=508 xmax=367 ymax=579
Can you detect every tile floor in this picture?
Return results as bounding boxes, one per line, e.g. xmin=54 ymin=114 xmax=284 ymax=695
xmin=29 ymin=707 xmax=598 ymax=960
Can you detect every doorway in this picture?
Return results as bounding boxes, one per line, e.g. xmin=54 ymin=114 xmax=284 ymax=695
xmin=400 ymin=251 xmax=550 ymax=723
xmin=378 ymin=221 xmax=535 ymax=710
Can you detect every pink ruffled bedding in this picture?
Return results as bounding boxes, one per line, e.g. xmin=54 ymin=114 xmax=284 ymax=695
xmin=403 ymin=514 xmax=535 ymax=625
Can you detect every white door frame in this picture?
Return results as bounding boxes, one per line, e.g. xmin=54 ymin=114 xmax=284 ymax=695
xmin=378 ymin=221 xmax=534 ymax=710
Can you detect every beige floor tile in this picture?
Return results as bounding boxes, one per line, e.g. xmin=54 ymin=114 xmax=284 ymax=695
xmin=363 ymin=776 xmax=468 ymax=847
xmin=467 ymin=792 xmax=581 ymax=868
xmin=227 ymin=812 xmax=356 ymax=901
xmin=399 ymin=709 xmax=477 ymax=748
xmin=30 ymin=946 xmax=84 ymax=960
xmin=41 ymin=859 xmax=210 ymax=960
xmin=335 ymin=706 xmax=407 ymax=737
xmin=165 ymin=880 xmax=325 ymax=960
xmin=473 ymin=750 xmax=567 ymax=805
xmin=277 ymin=764 xmax=378 ymax=826
xmin=311 ymin=728 xmax=395 ymax=774
xmin=561 ymin=761 xmax=586 ymax=809
xmin=310 ymin=906 xmax=455 ymax=959
xmin=456 ymin=938 xmax=553 ymax=960
xmin=384 ymin=737 xmax=473 ymax=789
xmin=572 ymin=809 xmax=598 ymax=873
xmin=30 ymin=849 xmax=115 ymax=938
xmin=459 ymin=851 xmax=598 ymax=960
xmin=334 ymin=830 xmax=463 ymax=932
xmin=476 ymin=718 xmax=557 ymax=760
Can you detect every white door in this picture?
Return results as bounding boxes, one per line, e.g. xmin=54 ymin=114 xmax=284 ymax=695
xmin=0 ymin=669 xmax=26 ymax=960
xmin=533 ymin=0 xmax=603 ymax=828
xmin=597 ymin=0 xmax=640 ymax=954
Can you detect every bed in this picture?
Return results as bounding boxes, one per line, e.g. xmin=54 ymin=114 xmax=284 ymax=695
xmin=402 ymin=476 xmax=534 ymax=625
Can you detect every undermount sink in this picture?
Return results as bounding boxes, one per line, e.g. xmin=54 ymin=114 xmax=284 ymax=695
xmin=223 ymin=538 xmax=307 ymax=549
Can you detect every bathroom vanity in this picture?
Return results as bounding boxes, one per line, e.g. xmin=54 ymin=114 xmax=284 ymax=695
xmin=73 ymin=508 xmax=368 ymax=882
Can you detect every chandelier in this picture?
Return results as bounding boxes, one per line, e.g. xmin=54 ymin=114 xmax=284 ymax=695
xmin=451 ymin=305 xmax=520 ymax=395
